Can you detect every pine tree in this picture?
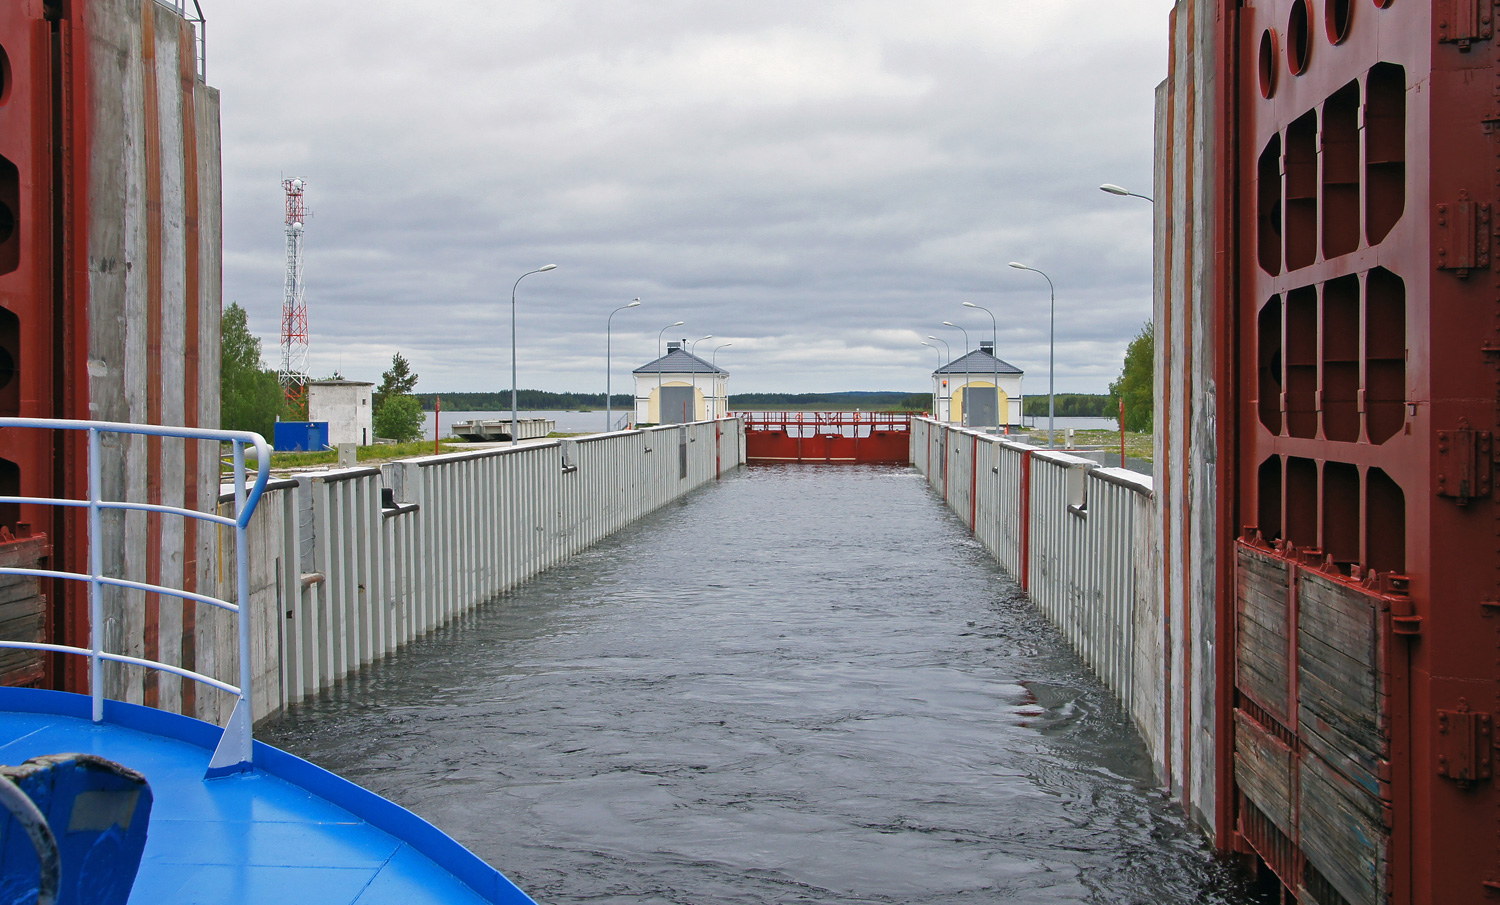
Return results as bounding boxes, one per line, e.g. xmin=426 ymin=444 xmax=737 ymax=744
xmin=371 ymin=352 xmax=422 ymax=441
xmin=373 ymin=352 xmax=419 ymax=414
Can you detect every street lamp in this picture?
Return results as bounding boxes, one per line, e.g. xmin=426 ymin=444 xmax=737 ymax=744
xmin=1009 ymin=261 xmax=1056 ymax=448
xmin=920 ymin=341 xmax=943 ymax=368
xmin=689 ymin=335 xmax=712 ymax=421
xmin=1099 ymin=183 xmax=1154 ymax=203
xmin=942 ymin=321 xmax=969 ymax=353
xmin=659 ymin=321 xmax=685 ymax=358
xmin=925 ymin=335 xmax=950 ymax=363
xmin=963 ymin=301 xmax=999 ymax=430
xmin=656 ymin=321 xmax=685 ymax=424
xmin=921 ymin=342 xmax=943 ymax=416
xmin=712 ymin=343 xmax=733 ymax=417
xmin=606 ymin=298 xmax=641 ymax=432
xmin=942 ymin=322 xmax=970 ymax=427
xmin=510 ymin=264 xmax=557 ymax=447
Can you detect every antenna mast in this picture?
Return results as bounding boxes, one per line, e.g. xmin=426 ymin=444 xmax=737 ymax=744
xmin=278 ymin=177 xmax=310 ymax=400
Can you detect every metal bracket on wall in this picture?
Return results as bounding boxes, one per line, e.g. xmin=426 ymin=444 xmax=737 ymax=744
xmin=1437 ymin=0 xmax=1496 ymax=48
xmin=1436 ymin=422 xmax=1493 ymax=504
xmin=1436 ymin=193 xmax=1492 ymax=276
xmin=1436 ymin=703 xmax=1493 ymax=784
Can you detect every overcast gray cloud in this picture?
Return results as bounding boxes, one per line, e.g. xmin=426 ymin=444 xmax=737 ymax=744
xmin=213 ymin=2 xmax=1165 ymax=395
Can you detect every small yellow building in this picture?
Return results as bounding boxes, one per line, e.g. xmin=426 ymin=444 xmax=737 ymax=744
xmin=633 ymin=341 xmax=729 ymax=424
xmin=932 ymin=341 xmax=1023 ymax=429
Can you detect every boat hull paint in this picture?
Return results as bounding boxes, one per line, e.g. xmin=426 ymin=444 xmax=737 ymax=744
xmin=0 ymin=687 xmax=536 ymax=905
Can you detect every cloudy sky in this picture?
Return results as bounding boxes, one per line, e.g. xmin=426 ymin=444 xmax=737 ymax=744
xmin=213 ymin=2 xmax=1165 ymax=396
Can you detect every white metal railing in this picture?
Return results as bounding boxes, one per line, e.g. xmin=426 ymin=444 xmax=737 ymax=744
xmin=0 ymin=418 xmax=269 ymax=777
xmin=253 ymin=417 xmax=744 ymax=707
xmin=911 ymin=417 xmax=1158 ymax=716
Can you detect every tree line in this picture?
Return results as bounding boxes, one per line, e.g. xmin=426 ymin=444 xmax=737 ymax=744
xmin=1020 ymin=393 xmax=1116 ymax=418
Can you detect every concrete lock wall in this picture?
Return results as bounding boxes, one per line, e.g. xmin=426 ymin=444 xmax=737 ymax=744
xmin=85 ymin=1 xmax=225 ymax=720
xmin=201 ymin=419 xmax=744 ymax=723
xmin=1155 ymin=0 xmax=1220 ymax=833
xmin=912 ymin=418 xmax=1180 ymax=808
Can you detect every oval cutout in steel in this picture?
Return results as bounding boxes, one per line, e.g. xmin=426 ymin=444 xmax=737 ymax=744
xmin=1325 ymin=0 xmax=1353 ymax=43
xmin=1259 ymin=29 xmax=1279 ymax=98
xmin=1288 ymin=0 xmax=1312 ymax=75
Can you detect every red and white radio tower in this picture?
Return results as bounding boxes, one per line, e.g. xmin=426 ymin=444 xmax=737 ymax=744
xmin=278 ymin=178 xmax=310 ymax=400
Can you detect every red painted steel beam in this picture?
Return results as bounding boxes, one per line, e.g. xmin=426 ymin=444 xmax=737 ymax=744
xmin=178 ymin=19 xmax=201 ymax=717
xmin=140 ymin=1 xmax=164 ymax=708
xmin=1213 ymin=0 xmax=1240 ymax=852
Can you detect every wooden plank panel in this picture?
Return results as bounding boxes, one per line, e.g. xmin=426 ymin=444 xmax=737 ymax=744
xmin=1299 ymin=748 xmax=1387 ymax=905
xmin=1300 ymin=579 xmax=1378 ymax=655
xmin=1237 ymin=546 xmax=1291 ymax=719
xmin=0 ymin=537 xmax=49 ymax=567
xmin=1297 ymin=572 xmax=1385 ymax=794
xmin=0 ymin=536 xmax=47 ymax=686
xmin=1234 ymin=710 xmax=1295 ymax=837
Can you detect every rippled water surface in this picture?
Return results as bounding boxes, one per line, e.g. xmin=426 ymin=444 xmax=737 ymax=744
xmin=263 ymin=465 xmax=1261 ymax=904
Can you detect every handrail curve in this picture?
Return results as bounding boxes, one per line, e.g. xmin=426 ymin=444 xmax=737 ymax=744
xmin=0 ymin=417 xmax=270 ymax=777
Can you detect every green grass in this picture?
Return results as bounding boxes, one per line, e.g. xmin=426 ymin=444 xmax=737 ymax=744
xmin=227 ymin=439 xmax=467 ymax=471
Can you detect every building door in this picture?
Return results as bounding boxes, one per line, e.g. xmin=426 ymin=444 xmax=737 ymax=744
xmin=967 ymin=387 xmax=997 ymax=428
xmin=659 ymin=386 xmax=694 ymax=424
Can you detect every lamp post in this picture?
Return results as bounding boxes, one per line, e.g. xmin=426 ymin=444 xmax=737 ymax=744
xmin=656 ymin=321 xmax=684 ymax=425
xmin=925 ymin=335 xmax=950 ymax=363
xmin=963 ymin=301 xmax=998 ymax=430
xmin=510 ymin=264 xmax=557 ymax=446
xmin=925 ymin=335 xmax=951 ymax=423
xmin=942 ymin=321 xmax=969 ymax=353
xmin=1099 ymin=183 xmax=1155 ymax=203
xmin=943 ymin=322 xmax=970 ymax=427
xmin=1009 ymin=261 xmax=1056 ymax=448
xmin=606 ymin=298 xmax=641 ymax=432
xmin=712 ymin=343 xmax=733 ymax=417
xmin=1101 ymin=181 xmax=1153 ymax=457
xmin=688 ymin=335 xmax=712 ymax=421
xmin=921 ymin=342 xmax=943 ymax=416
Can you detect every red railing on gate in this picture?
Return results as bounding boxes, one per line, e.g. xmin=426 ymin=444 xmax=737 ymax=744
xmin=734 ymin=412 xmax=920 ymax=464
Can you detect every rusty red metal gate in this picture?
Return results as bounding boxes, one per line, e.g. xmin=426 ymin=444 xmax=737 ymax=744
xmin=0 ymin=3 xmax=91 ymax=692
xmin=738 ymin=412 xmax=915 ymax=464
xmin=1218 ymin=2 xmax=1500 ymax=902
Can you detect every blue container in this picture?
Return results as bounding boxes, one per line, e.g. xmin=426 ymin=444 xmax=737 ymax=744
xmin=273 ymin=421 xmax=329 ymax=452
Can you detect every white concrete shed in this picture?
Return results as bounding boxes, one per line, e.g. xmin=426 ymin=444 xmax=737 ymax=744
xmin=308 ymin=379 xmax=375 ymax=447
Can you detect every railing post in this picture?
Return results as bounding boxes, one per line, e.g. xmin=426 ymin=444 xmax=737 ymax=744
xmin=232 ymin=440 xmax=254 ymax=764
xmin=87 ymin=428 xmax=104 ymax=723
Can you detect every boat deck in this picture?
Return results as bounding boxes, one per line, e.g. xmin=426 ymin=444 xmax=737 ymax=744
xmin=0 ymin=688 xmax=533 ymax=905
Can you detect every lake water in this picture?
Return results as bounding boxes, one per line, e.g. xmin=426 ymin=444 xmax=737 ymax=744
xmin=263 ymin=465 xmax=1258 ymax=905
